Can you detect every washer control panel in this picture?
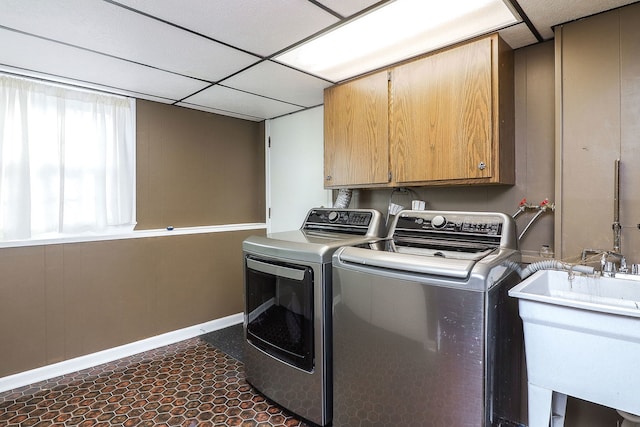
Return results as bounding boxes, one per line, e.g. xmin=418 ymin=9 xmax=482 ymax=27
xmin=396 ymin=212 xmax=504 ymax=237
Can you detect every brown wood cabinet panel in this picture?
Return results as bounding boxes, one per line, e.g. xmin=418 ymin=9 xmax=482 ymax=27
xmin=391 ymin=37 xmax=493 ymax=183
xmin=323 ymin=34 xmax=514 ymax=189
xmin=324 ymin=70 xmax=389 ymax=188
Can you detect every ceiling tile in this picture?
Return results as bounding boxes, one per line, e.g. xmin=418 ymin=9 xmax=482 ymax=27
xmin=113 ymin=0 xmax=340 ymax=57
xmin=0 ymin=28 xmax=209 ymax=101
xmin=0 ymin=64 xmax=176 ymax=105
xmin=175 ymin=102 xmax=264 ymax=122
xmin=2 ymin=0 xmax=638 ymax=122
xmin=316 ymin=0 xmax=388 ymax=18
xmin=182 ymin=85 xmax=304 ymax=120
xmin=0 ymin=0 xmax=260 ymax=82
xmin=223 ymin=61 xmax=333 ymax=107
xmin=498 ymin=22 xmax=540 ymax=49
xmin=520 ymin=0 xmax=638 ymax=39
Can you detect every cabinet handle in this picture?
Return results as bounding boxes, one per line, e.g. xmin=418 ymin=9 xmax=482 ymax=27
xmin=478 ymin=162 xmax=486 ymax=170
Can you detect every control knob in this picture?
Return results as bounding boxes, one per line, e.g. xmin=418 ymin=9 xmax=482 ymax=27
xmin=328 ymin=211 xmax=339 ymax=222
xmin=431 ymin=215 xmax=447 ymax=229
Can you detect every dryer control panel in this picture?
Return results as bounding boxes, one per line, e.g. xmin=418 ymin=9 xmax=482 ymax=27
xmin=303 ymin=208 xmax=384 ymax=236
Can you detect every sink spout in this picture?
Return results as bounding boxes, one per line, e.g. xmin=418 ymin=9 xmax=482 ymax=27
xmin=581 ymin=248 xmax=627 ymax=276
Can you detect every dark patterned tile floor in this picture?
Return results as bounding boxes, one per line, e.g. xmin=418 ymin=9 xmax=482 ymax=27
xmin=0 ymin=335 xmax=311 ymax=427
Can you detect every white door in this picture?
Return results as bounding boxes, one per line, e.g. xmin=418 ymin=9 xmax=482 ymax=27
xmin=267 ymin=106 xmax=332 ymax=233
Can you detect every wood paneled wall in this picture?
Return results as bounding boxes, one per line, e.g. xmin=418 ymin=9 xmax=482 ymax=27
xmin=136 ymin=100 xmax=265 ymax=229
xmin=553 ymin=8 xmax=640 ymax=423
xmin=0 ymin=101 xmax=265 ymax=377
xmin=0 ymin=231 xmax=261 ymax=376
xmin=556 ymin=3 xmax=640 ymax=263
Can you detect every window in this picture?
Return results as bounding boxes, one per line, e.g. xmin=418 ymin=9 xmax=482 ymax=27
xmin=0 ymin=74 xmax=136 ymax=242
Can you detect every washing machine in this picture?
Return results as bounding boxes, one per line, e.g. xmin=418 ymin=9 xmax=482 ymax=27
xmin=332 ymin=210 xmax=523 ymax=427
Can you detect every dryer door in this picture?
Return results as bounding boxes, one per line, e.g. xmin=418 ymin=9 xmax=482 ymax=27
xmin=245 ymin=256 xmax=314 ymax=372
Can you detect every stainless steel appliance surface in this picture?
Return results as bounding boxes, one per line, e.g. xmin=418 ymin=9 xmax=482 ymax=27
xmin=332 ymin=210 xmax=523 ymax=427
xmin=242 ymin=208 xmax=385 ymax=426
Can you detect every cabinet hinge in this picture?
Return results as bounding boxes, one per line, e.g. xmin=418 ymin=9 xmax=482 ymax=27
xmin=387 ymin=70 xmax=392 ymax=82
xmin=268 ymin=136 xmax=271 ymax=148
xmin=268 ymin=207 xmax=271 ymax=219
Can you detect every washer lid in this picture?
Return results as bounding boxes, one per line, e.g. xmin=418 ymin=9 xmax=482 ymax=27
xmin=336 ymin=245 xmax=480 ymax=279
xmin=333 ymin=210 xmax=519 ymax=280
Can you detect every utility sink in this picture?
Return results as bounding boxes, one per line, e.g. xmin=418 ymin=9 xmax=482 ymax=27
xmin=510 ymin=269 xmax=640 ymax=317
xmin=509 ymin=269 xmax=640 ymax=427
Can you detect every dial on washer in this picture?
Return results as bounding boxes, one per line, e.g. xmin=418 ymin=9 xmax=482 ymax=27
xmin=431 ymin=215 xmax=447 ymax=228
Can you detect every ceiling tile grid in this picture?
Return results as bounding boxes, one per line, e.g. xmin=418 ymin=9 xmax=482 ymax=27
xmin=175 ymin=102 xmax=264 ymax=122
xmin=222 ymin=61 xmax=333 ymax=108
xmin=316 ymin=0 xmax=386 ymax=18
xmin=518 ymin=0 xmax=640 ymax=39
xmin=0 ymin=0 xmax=261 ymax=82
xmin=0 ymin=27 xmax=210 ymax=101
xmin=112 ymin=0 xmax=341 ymax=56
xmin=183 ymin=85 xmax=304 ymax=119
xmin=0 ymin=0 xmax=637 ymax=121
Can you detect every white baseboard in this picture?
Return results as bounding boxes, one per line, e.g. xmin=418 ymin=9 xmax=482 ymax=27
xmin=0 ymin=312 xmax=243 ymax=393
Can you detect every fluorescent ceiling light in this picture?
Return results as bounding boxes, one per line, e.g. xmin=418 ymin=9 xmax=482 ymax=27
xmin=275 ymin=0 xmax=519 ymax=82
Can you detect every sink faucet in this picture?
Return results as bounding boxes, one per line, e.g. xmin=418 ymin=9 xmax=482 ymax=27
xmin=618 ymin=255 xmax=629 ymax=274
xmin=581 ymin=248 xmax=627 ymax=277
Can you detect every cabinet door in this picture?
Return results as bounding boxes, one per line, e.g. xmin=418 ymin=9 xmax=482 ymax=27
xmin=391 ymin=37 xmax=493 ymax=183
xmin=324 ymin=70 xmax=389 ymax=188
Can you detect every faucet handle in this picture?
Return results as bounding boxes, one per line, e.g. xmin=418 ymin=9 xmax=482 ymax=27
xmin=603 ymin=261 xmax=617 ymax=277
xmin=619 ymin=257 xmax=629 ymax=274
xmin=600 ymin=253 xmax=607 ymax=270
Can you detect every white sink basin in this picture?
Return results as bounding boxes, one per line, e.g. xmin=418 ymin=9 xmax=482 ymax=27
xmin=509 ymin=269 xmax=640 ymax=426
xmin=510 ymin=269 xmax=640 ymax=317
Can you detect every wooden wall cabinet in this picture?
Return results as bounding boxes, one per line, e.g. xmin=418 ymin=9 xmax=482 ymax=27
xmin=323 ymin=34 xmax=514 ymax=189
xmin=323 ymin=70 xmax=390 ymax=187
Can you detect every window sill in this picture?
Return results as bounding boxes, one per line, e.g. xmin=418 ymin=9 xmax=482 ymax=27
xmin=0 ymin=223 xmax=267 ymax=249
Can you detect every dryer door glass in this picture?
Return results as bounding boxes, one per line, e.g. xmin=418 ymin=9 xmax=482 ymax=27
xmin=245 ymin=256 xmax=314 ymax=372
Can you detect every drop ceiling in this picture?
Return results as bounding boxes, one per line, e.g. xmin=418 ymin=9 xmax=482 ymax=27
xmin=0 ymin=0 xmax=637 ymax=122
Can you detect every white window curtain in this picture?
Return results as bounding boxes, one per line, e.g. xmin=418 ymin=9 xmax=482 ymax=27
xmin=0 ymin=75 xmax=136 ymax=241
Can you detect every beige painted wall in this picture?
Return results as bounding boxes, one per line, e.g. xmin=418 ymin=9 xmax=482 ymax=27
xmin=0 ymin=101 xmax=266 ymax=377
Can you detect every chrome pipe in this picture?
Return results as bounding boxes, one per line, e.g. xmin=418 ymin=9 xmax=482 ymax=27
xmin=613 ymin=159 xmax=621 ymax=253
xmin=518 ymin=209 xmax=545 ymax=241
